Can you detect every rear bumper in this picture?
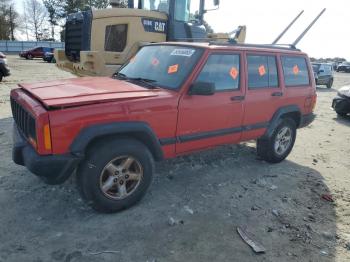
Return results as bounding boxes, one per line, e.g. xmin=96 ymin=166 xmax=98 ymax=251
xmin=299 ymin=113 xmax=316 ymax=128
xmin=12 ymin=124 xmax=81 ymax=184
xmin=0 ymin=64 xmax=10 ymax=76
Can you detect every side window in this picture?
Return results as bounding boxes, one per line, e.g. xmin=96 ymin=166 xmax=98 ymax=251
xmin=282 ymin=56 xmax=310 ymax=86
xmin=105 ymin=24 xmax=128 ymax=52
xmin=195 ymin=54 xmax=240 ymax=91
xmin=247 ymin=55 xmax=278 ymax=89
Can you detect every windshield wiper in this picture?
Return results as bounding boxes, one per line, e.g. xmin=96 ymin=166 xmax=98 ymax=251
xmin=113 ymin=73 xmax=158 ymax=89
xmin=113 ymin=72 xmax=128 ymax=79
xmin=126 ymin=77 xmax=158 ymax=89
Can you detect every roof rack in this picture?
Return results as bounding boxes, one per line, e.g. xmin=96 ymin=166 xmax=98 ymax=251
xmin=208 ymin=41 xmax=300 ymax=51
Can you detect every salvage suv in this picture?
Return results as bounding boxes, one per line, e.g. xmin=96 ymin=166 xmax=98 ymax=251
xmin=11 ymin=42 xmax=316 ymax=213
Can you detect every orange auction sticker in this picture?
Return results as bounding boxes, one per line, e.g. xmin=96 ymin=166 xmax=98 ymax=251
xmin=293 ymin=65 xmax=299 ymax=75
xmin=151 ymin=58 xmax=160 ymax=66
xmin=168 ymin=64 xmax=179 ymax=74
xmin=258 ymin=65 xmax=266 ymax=76
xmin=230 ymin=67 xmax=238 ymax=79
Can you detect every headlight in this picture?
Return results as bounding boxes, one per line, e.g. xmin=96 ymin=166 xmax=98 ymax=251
xmin=338 ymin=86 xmax=350 ymax=97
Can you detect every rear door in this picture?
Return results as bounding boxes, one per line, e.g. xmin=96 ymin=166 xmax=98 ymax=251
xmin=280 ymin=55 xmax=315 ymax=115
xmin=176 ymin=51 xmax=245 ymax=154
xmin=242 ymin=52 xmax=284 ymax=141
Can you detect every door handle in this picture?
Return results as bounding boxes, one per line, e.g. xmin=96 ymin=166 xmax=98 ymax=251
xmin=231 ymin=96 xmax=245 ymax=101
xmin=271 ymin=92 xmax=283 ymax=97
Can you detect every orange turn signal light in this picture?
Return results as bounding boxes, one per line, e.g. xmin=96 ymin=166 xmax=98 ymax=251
xmin=43 ymin=124 xmax=52 ymax=150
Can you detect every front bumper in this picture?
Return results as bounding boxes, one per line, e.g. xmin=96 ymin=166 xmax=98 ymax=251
xmin=299 ymin=113 xmax=316 ymax=128
xmin=12 ymin=124 xmax=81 ymax=184
xmin=332 ymin=95 xmax=350 ymax=113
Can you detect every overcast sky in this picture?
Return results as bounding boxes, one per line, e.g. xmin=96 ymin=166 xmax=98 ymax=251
xmin=13 ymin=0 xmax=349 ymax=60
xmin=205 ymin=0 xmax=349 ymax=60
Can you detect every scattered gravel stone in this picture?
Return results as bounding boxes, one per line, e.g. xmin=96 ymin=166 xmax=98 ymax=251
xmin=184 ymin=205 xmax=194 ymax=215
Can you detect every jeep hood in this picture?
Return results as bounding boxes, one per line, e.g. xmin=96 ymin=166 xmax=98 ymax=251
xmin=19 ymin=77 xmax=162 ymax=108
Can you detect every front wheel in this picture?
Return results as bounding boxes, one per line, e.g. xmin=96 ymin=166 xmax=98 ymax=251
xmin=257 ymin=118 xmax=297 ymax=163
xmin=336 ymin=110 xmax=348 ymax=117
xmin=77 ymin=138 xmax=154 ymax=213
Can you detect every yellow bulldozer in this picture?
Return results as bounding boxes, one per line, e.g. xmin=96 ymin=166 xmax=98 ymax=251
xmin=55 ymin=0 xmax=247 ymax=76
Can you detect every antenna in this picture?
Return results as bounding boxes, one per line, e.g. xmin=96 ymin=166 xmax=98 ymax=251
xmin=292 ymin=8 xmax=326 ymax=46
xmin=272 ymin=10 xmax=304 ymax=44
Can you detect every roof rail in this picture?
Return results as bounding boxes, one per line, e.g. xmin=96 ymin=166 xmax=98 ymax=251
xmin=208 ymin=41 xmax=300 ymax=51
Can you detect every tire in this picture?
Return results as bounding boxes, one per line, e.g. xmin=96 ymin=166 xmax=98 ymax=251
xmin=336 ymin=111 xmax=348 ymax=117
xmin=257 ymin=118 xmax=297 ymax=163
xmin=0 ymin=72 xmax=3 ymax=82
xmin=326 ymin=79 xmax=333 ymax=88
xmin=77 ymin=138 xmax=154 ymax=213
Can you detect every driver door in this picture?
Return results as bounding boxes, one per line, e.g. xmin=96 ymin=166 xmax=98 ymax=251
xmin=176 ymin=52 xmax=245 ymax=154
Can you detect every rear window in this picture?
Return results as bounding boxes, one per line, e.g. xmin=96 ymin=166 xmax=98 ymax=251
xmin=105 ymin=24 xmax=128 ymax=52
xmin=247 ymin=55 xmax=278 ymax=89
xmin=282 ymin=56 xmax=310 ymax=86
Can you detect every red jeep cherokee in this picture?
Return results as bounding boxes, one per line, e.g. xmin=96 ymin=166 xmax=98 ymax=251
xmin=11 ymin=42 xmax=316 ymax=212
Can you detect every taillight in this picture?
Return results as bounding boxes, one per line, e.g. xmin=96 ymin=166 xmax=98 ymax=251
xmin=311 ymin=95 xmax=317 ymax=111
xmin=304 ymin=94 xmax=317 ymax=111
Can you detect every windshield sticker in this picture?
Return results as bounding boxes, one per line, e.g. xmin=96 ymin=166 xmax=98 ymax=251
xmin=230 ymin=67 xmax=239 ymax=80
xmin=258 ymin=65 xmax=266 ymax=76
xmin=170 ymin=49 xmax=195 ymax=57
xmin=151 ymin=58 xmax=160 ymax=66
xmin=293 ymin=65 xmax=300 ymax=75
xmin=168 ymin=64 xmax=179 ymax=74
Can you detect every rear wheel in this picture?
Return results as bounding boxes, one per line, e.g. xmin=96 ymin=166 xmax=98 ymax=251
xmin=257 ymin=118 xmax=297 ymax=163
xmin=326 ymin=79 xmax=333 ymax=88
xmin=77 ymin=138 xmax=154 ymax=213
xmin=0 ymin=72 xmax=3 ymax=82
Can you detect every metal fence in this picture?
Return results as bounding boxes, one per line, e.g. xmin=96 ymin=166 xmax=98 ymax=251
xmin=0 ymin=41 xmax=65 ymax=53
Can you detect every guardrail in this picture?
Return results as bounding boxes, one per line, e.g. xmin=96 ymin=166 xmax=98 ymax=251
xmin=0 ymin=41 xmax=65 ymax=53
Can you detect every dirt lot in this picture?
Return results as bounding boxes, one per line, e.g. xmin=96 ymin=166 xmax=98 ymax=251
xmin=0 ymin=56 xmax=350 ymax=262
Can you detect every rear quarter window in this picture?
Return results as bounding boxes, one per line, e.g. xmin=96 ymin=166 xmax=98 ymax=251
xmin=282 ymin=56 xmax=310 ymax=87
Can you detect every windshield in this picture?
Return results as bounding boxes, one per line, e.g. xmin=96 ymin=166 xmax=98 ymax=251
xmin=141 ymin=0 xmax=168 ymax=12
xmin=116 ymin=45 xmax=203 ymax=90
xmin=175 ymin=0 xmax=200 ymax=22
xmin=312 ymin=64 xmax=320 ymax=71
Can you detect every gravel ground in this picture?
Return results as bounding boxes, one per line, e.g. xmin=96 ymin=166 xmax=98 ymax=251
xmin=0 ymin=56 xmax=350 ymax=262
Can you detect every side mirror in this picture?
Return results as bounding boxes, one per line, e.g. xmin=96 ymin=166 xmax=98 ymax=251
xmin=189 ymin=82 xmax=215 ymax=96
xmin=213 ymin=0 xmax=220 ymax=6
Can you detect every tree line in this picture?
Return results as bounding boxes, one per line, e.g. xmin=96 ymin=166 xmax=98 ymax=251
xmin=0 ymin=0 xmax=110 ymax=41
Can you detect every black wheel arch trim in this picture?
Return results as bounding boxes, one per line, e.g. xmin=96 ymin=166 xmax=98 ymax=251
xmin=262 ymin=105 xmax=302 ymax=139
xmin=70 ymin=121 xmax=164 ymax=161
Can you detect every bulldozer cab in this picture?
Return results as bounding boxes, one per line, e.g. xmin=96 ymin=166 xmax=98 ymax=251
xmin=55 ymin=0 xmax=219 ymax=76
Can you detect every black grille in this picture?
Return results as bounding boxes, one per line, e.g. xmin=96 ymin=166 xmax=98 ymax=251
xmin=10 ymin=97 xmax=36 ymax=141
xmin=65 ymin=11 xmax=92 ymax=62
